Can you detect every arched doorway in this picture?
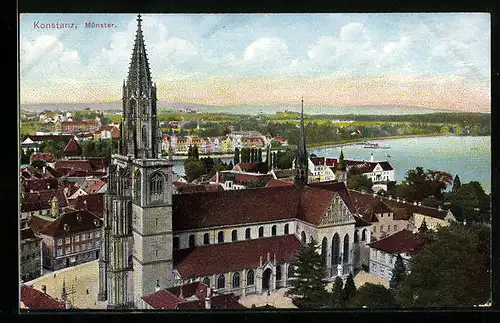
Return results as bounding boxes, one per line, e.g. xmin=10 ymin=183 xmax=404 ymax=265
xmin=262 ymin=268 xmax=273 ymax=291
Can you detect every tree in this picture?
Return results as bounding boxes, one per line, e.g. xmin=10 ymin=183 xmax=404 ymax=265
xmin=184 ymin=160 xmax=206 ymax=182
xmin=193 ymin=145 xmax=199 ymax=160
xmin=395 ymin=223 xmax=490 ymax=307
xmin=234 ymin=147 xmax=240 ymax=165
xmin=41 ymin=140 xmax=66 ymax=158
xmin=285 ymin=241 xmax=329 ymax=309
xmin=347 ymin=167 xmax=374 ymax=193
xmin=31 ymin=159 xmax=47 ymax=169
xmin=452 ymin=175 xmax=461 ymax=193
xmin=342 ymin=273 xmax=356 ymax=302
xmin=389 ymin=254 xmax=406 ymax=290
xmin=329 ymin=276 xmax=344 ymax=308
xmin=425 ymin=170 xmax=453 ymax=200
xmin=447 ymin=181 xmax=490 ymax=223
xmin=348 ymin=283 xmax=396 ymax=308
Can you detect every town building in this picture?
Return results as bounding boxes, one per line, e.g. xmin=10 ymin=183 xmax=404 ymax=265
xmin=209 ymin=171 xmax=275 ymax=190
xmin=367 ymin=229 xmax=427 ymax=283
xmin=63 ymin=137 xmax=82 ymax=157
xmin=20 ymin=227 xmax=43 ymax=282
xmin=94 ymin=125 xmax=120 ymax=141
xmin=55 ymin=118 xmax=101 ymax=134
xmin=29 ymin=209 xmax=103 ymax=271
xmin=99 ymin=15 xmax=371 ymax=310
xmin=21 ymin=134 xmax=74 ymax=154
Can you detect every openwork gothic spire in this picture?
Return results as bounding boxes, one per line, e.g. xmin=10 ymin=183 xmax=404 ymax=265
xmin=127 ymin=14 xmax=152 ymax=93
xmin=294 ymin=97 xmax=308 ymax=188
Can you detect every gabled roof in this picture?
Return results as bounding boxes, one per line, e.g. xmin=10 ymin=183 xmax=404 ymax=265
xmin=30 ymin=153 xmax=56 ymax=163
xmin=349 ymin=190 xmax=393 ymax=222
xmin=85 ymin=180 xmax=106 ymax=194
xmin=142 ymin=289 xmax=185 ymax=309
xmin=174 ymin=235 xmax=302 ymax=278
xmin=310 ymin=157 xmax=338 ymax=167
xmin=265 ymin=179 xmax=295 ymax=188
xmin=21 ymin=227 xmax=42 ymax=242
xmin=21 ymin=189 xmax=69 ymax=212
xmin=22 ymin=178 xmax=59 ymax=192
xmin=367 ymin=229 xmax=427 ymax=254
xmin=22 ymin=134 xmax=74 ymax=143
xmin=378 ymin=161 xmax=394 ymax=171
xmin=234 ymin=162 xmax=259 ymax=172
xmin=211 ymin=171 xmax=274 ymax=185
xmin=63 ymin=138 xmax=82 ymax=155
xmin=70 ymin=193 xmax=104 ymax=217
xmin=20 ymin=285 xmax=65 ymax=309
xmin=273 ymin=169 xmax=296 ymax=179
xmin=172 ymin=186 xmax=300 ymax=231
xmin=38 ymin=209 xmax=103 ymax=237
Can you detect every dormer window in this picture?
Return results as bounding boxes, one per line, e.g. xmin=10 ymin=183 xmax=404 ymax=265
xmin=64 ymin=224 xmax=69 ymax=231
xmin=94 ymin=219 xmax=99 ymax=227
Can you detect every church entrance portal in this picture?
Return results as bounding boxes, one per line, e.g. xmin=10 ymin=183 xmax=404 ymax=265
xmin=262 ymin=268 xmax=272 ymax=291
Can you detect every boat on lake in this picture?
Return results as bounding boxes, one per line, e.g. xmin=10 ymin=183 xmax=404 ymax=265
xmin=364 ymin=142 xmax=390 ymax=149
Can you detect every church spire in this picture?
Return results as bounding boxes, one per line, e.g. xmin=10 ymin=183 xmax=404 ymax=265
xmin=294 ymin=97 xmax=308 ymax=188
xmin=127 ymin=13 xmax=152 ymax=93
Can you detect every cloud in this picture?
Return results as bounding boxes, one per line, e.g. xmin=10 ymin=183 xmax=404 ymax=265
xmin=243 ymin=37 xmax=289 ymax=62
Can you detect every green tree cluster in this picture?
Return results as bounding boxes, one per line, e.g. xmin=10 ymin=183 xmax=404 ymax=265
xmin=347 ymin=167 xmax=374 ymax=193
xmin=395 ymin=223 xmax=490 ymax=307
xmin=82 ymin=139 xmax=117 ymax=163
xmin=40 ymin=140 xmax=67 ymax=158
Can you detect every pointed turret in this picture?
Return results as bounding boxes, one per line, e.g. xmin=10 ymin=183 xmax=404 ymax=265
xmin=336 ymin=149 xmax=347 ymax=185
xmin=294 ymin=98 xmax=308 ymax=188
xmin=120 ymin=14 xmax=160 ymax=158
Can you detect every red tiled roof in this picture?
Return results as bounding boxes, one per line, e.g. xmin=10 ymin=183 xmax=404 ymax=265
xmin=55 ymin=160 xmax=92 ymax=172
xmin=30 ymin=153 xmax=56 ymax=163
xmin=308 ymin=181 xmax=357 ymax=214
xmin=21 ymin=189 xmax=69 ymax=212
xmin=266 ymin=179 xmax=295 ymax=188
xmin=62 ymin=120 xmax=98 ymax=126
xmin=214 ymin=172 xmax=274 ymax=185
xmin=273 ymin=169 xmax=296 ymax=178
xmin=22 ymin=178 xmax=59 ymax=192
xmin=382 ymin=198 xmax=449 ymax=220
xmin=23 ymin=134 xmax=74 ymax=143
xmin=63 ymin=138 xmax=82 ymax=154
xmin=70 ymin=193 xmax=104 ymax=217
xmin=349 ymin=190 xmax=395 ymax=223
xmin=20 ymin=285 xmax=66 ymax=309
xmin=234 ymin=162 xmax=259 ymax=172
xmin=142 ymin=290 xmax=185 ymax=309
xmin=172 ymin=186 xmax=300 ymax=231
xmin=368 ymin=230 xmax=427 ymax=254
xmin=38 ymin=209 xmax=103 ymax=237
xmin=85 ymin=180 xmax=106 ymax=194
xmin=28 ymin=216 xmax=53 ymax=234
xmin=174 ymin=235 xmax=302 ymax=278
xmin=310 ymin=157 xmax=338 ymax=167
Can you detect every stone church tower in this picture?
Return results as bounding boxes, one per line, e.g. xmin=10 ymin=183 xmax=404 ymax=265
xmin=294 ymin=98 xmax=308 ymax=188
xmin=98 ymin=14 xmax=174 ymax=309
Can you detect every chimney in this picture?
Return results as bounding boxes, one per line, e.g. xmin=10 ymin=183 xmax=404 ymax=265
xmin=418 ymin=202 xmax=422 ymax=206
xmin=205 ymin=287 xmax=212 ymax=309
xmin=47 ymin=184 xmax=50 ymax=190
xmin=370 ymin=153 xmax=374 ymax=162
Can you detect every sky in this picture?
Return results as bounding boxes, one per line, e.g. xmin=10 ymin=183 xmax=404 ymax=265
xmin=19 ymin=13 xmax=490 ymax=111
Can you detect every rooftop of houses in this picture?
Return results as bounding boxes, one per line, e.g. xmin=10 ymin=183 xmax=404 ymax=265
xmin=174 ymin=235 xmax=302 ymax=278
xmin=63 ymin=138 xmax=82 ymax=155
xmin=142 ymin=281 xmax=245 ymax=309
xmin=30 ymin=153 xmax=56 ymax=163
xmin=34 ymin=209 xmax=103 ymax=237
xmin=22 ymin=177 xmax=59 ymax=193
xmin=172 ymin=182 xmax=356 ymax=231
xmin=210 ymin=171 xmax=274 ymax=186
xmin=173 ymin=182 xmax=224 ymax=194
xmin=367 ymin=229 xmax=427 ymax=254
xmin=21 ymin=189 xmax=69 ymax=212
xmin=22 ymin=134 xmax=74 ymax=143
xmin=21 ymin=227 xmax=42 ymax=243
xmin=69 ymin=193 xmax=104 ymax=218
xmin=20 ymin=285 xmax=66 ymax=310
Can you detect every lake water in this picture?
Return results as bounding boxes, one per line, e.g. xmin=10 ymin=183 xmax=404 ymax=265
xmin=173 ymin=136 xmax=491 ymax=194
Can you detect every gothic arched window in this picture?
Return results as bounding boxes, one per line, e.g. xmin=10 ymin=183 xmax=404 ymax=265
xmin=284 ymin=224 xmax=289 ymax=235
xmin=301 ymin=231 xmax=306 ymax=244
xmin=245 ymin=228 xmax=251 ymax=240
xmin=150 ymin=173 xmax=164 ymax=195
xmin=271 ymin=225 xmax=277 ymax=236
xmin=217 ymin=231 xmax=224 ymax=243
xmin=276 ymin=265 xmax=282 ymax=281
xmin=203 ymin=233 xmax=210 ymax=245
xmin=321 ymin=237 xmax=328 ymax=265
xmin=142 ymin=125 xmax=148 ymax=146
xmin=361 ymin=229 xmax=366 ymax=241
xmin=232 ymin=272 xmax=240 ymax=288
xmin=247 ymin=270 xmax=255 ymax=286
xmin=217 ymin=274 xmax=225 ymax=289
xmin=332 ymin=233 xmax=340 ymax=265
xmin=287 ymin=265 xmax=294 ymax=279
xmin=232 ymin=230 xmax=238 ymax=242
xmin=134 ymin=170 xmax=141 ymax=202
xmin=343 ymin=234 xmax=349 ymax=264
xmin=354 ymin=230 xmax=359 ymax=242
xmin=189 ymin=234 xmax=195 ymax=248
xmin=258 ymin=226 xmax=264 ymax=237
